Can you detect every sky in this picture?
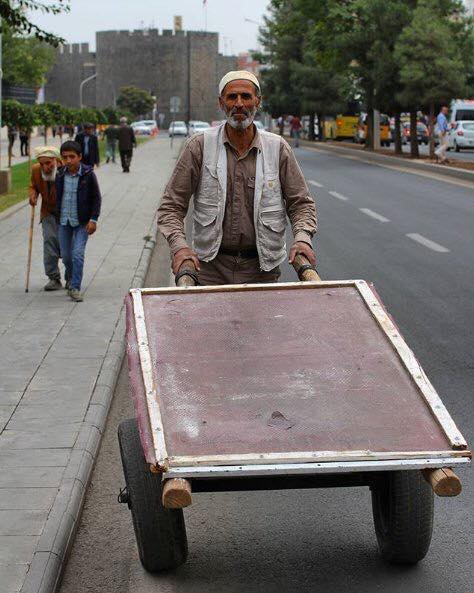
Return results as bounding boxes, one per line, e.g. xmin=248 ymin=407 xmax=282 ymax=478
xmin=31 ymin=0 xmax=271 ymax=54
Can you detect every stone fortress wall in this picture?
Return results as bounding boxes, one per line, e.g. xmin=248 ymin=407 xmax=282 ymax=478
xmin=45 ymin=29 xmax=238 ymax=125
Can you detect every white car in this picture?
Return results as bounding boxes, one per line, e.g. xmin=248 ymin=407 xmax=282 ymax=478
xmin=254 ymin=120 xmax=265 ymax=131
xmin=168 ymin=121 xmax=188 ymax=137
xmin=131 ymin=120 xmax=158 ymax=135
xmin=448 ymin=121 xmax=474 ymax=152
xmin=188 ymin=121 xmax=211 ymax=135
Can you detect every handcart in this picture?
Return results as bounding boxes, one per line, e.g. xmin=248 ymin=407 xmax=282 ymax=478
xmin=118 ymin=256 xmax=471 ymax=572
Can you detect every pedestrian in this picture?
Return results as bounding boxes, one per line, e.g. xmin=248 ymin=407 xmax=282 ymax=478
xmin=74 ymin=123 xmax=100 ymax=168
xmin=56 ymin=140 xmax=102 ymax=302
xmin=290 ymin=115 xmax=302 ymax=148
xmin=157 ymin=70 xmax=317 ymax=286
xmin=19 ymin=129 xmax=29 ymax=156
xmin=277 ymin=115 xmax=284 ymax=136
xmin=117 ymin=117 xmax=137 ymax=173
xmin=434 ymin=105 xmax=450 ymax=164
xmin=28 ymin=146 xmax=63 ymax=291
xmin=104 ymin=124 xmax=118 ymax=163
xmin=7 ymin=126 xmax=18 ymax=157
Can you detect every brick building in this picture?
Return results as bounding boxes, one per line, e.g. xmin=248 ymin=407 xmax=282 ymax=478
xmin=45 ymin=29 xmax=238 ymax=125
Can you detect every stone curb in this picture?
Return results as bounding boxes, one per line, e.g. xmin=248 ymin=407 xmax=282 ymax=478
xmin=298 ymin=138 xmax=474 ymax=183
xmin=20 ymin=219 xmax=158 ymax=593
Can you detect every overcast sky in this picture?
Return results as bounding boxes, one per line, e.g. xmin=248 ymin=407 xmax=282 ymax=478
xmin=31 ymin=0 xmax=270 ymax=54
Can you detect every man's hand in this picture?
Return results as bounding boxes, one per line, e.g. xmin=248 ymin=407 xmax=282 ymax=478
xmin=29 ymin=192 xmax=38 ymax=207
xmin=172 ymin=247 xmax=201 ymax=275
xmin=86 ymin=221 xmax=97 ymax=235
xmin=288 ymin=241 xmax=316 ymax=267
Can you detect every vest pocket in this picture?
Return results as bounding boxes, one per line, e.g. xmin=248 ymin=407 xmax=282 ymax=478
xmin=260 ymin=209 xmax=286 ymax=258
xmin=193 ymin=204 xmax=218 ymax=227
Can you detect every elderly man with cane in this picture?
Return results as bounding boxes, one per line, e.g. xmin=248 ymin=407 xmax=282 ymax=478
xmin=27 ymin=146 xmax=64 ymax=291
xmin=157 ymin=70 xmax=317 ymax=285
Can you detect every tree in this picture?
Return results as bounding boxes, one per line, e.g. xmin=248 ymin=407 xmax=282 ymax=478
xmin=2 ymin=25 xmax=56 ymax=87
xmin=0 ymin=0 xmax=69 ymax=47
xmin=33 ymin=103 xmax=54 ymax=144
xmin=117 ymin=86 xmax=154 ymax=118
xmin=395 ymin=0 xmax=467 ymax=157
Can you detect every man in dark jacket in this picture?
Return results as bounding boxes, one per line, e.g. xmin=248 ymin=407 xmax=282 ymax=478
xmin=75 ymin=123 xmax=100 ymax=168
xmin=117 ymin=117 xmax=137 ymax=172
xmin=56 ymin=140 xmax=102 ymax=302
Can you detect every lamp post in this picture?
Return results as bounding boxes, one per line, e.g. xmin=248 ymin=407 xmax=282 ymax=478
xmin=79 ymin=73 xmax=97 ymax=108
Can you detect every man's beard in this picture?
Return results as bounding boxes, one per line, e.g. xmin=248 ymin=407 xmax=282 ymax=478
xmin=225 ymin=106 xmax=258 ymax=131
xmin=41 ymin=167 xmax=57 ymax=182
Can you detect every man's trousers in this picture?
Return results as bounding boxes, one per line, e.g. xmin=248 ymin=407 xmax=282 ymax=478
xmin=120 ymin=149 xmax=133 ymax=172
xmin=41 ymin=215 xmax=61 ymax=281
xmin=197 ymin=254 xmax=280 ymax=286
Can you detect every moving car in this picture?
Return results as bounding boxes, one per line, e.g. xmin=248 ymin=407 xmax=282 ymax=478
xmin=132 ymin=120 xmax=158 ymax=135
xmin=188 ymin=121 xmax=211 ymax=135
xmin=448 ymin=121 xmax=474 ymax=152
xmin=168 ymin=121 xmax=188 ymax=137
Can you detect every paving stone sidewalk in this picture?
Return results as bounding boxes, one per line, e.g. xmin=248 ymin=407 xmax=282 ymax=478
xmin=0 ymin=136 xmax=179 ymax=593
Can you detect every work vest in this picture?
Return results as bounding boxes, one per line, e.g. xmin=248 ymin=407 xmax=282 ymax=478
xmin=192 ymin=124 xmax=287 ymax=271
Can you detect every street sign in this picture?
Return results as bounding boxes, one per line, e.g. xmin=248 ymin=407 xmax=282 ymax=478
xmin=170 ymin=96 xmax=181 ymax=113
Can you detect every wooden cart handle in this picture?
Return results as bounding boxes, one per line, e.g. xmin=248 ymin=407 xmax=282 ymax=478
xmin=292 ymin=253 xmax=321 ymax=282
xmin=175 ymin=259 xmax=198 ymax=287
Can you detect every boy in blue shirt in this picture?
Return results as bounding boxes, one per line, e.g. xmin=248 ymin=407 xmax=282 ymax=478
xmin=56 ymin=141 xmax=102 ymax=302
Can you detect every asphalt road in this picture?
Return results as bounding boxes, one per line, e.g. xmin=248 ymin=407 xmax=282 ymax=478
xmin=58 ymin=146 xmax=473 ymax=593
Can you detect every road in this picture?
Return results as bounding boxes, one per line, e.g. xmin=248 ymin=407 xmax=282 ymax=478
xmin=58 ymin=146 xmax=473 ymax=593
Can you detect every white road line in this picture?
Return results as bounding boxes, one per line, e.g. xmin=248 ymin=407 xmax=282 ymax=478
xmin=406 ymin=233 xmax=450 ymax=253
xmin=359 ymin=208 xmax=390 ymax=223
xmin=308 ymin=180 xmax=324 ymax=187
xmin=328 ymin=191 xmax=349 ymax=201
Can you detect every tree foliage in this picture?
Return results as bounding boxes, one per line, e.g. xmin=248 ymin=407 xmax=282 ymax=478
xmin=2 ymin=25 xmax=56 ymax=87
xmin=117 ymin=86 xmax=155 ymax=118
xmin=0 ymin=0 xmax=69 ymax=47
xmin=257 ymin=0 xmax=473 ymax=152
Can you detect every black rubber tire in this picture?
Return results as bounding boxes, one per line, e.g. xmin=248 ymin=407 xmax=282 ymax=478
xmin=118 ymin=418 xmax=188 ymax=572
xmin=455 ymin=142 xmax=460 ymax=152
xmin=371 ymin=470 xmax=434 ymax=564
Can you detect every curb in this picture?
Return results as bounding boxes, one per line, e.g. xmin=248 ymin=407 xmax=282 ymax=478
xmin=298 ymin=139 xmax=474 ymax=183
xmin=20 ymin=220 xmax=158 ymax=593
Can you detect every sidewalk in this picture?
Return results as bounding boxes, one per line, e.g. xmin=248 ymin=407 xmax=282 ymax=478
xmin=0 ymin=136 xmax=179 ymax=593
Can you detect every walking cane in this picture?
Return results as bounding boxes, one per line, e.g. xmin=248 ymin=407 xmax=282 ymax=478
xmin=25 ymin=204 xmax=35 ymax=293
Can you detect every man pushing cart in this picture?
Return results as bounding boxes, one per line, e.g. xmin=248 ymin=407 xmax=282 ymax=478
xmin=118 ymin=71 xmax=470 ymax=573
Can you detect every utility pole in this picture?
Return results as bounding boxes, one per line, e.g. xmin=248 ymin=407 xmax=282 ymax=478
xmin=79 ymin=73 xmax=97 ymax=108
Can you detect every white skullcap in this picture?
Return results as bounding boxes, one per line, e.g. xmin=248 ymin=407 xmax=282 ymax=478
xmin=34 ymin=146 xmax=60 ymax=159
xmin=219 ymin=70 xmax=260 ymax=95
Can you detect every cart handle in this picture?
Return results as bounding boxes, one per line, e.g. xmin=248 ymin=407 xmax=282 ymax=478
xmin=175 ymin=259 xmax=198 ymax=287
xmin=292 ymin=253 xmax=321 ymax=282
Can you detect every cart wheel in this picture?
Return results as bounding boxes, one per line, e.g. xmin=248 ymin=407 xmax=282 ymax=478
xmin=118 ymin=418 xmax=188 ymax=571
xmin=371 ymin=470 xmax=433 ymax=564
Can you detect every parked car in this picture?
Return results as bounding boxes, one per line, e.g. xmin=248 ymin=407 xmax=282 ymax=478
xmin=402 ymin=122 xmax=429 ymax=145
xmin=168 ymin=121 xmax=188 ymax=137
xmin=448 ymin=121 xmax=474 ymax=152
xmin=131 ymin=120 xmax=158 ymax=135
xmin=211 ymin=120 xmax=226 ymax=127
xmin=254 ymin=120 xmax=266 ymax=131
xmin=188 ymin=121 xmax=211 ymax=135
